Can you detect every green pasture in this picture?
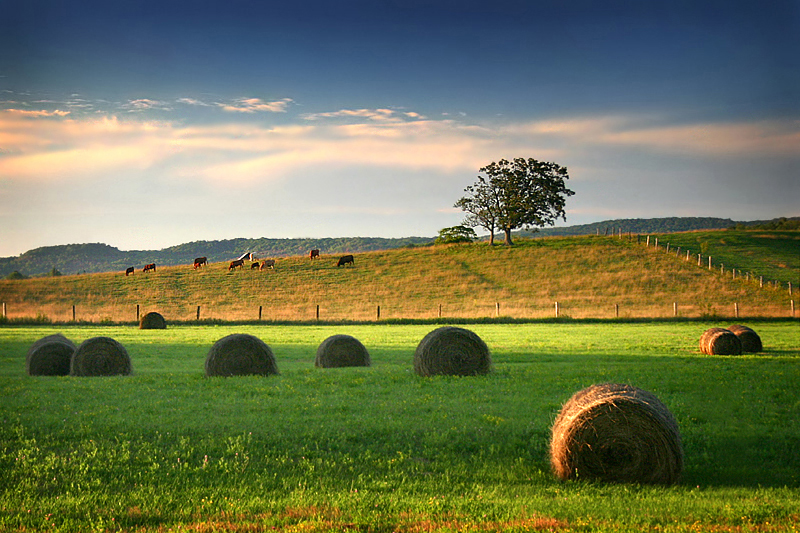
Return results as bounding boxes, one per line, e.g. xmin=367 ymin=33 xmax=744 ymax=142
xmin=1 ymin=322 xmax=799 ymax=532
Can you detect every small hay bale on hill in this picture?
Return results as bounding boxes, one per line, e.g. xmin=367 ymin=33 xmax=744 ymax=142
xmin=139 ymin=311 xmax=167 ymax=330
xmin=26 ymin=333 xmax=76 ymax=376
xmin=414 ymin=326 xmax=491 ymax=377
xmin=70 ymin=337 xmax=132 ymax=377
xmin=315 ymin=334 xmax=371 ymax=368
xmin=727 ymin=324 xmax=762 ymax=352
xmin=699 ymin=328 xmax=742 ymax=355
xmin=205 ymin=333 xmax=279 ymax=377
xmin=550 ymin=383 xmax=683 ymax=485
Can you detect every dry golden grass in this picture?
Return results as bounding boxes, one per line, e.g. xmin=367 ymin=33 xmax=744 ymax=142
xmin=0 ymin=236 xmax=793 ymax=322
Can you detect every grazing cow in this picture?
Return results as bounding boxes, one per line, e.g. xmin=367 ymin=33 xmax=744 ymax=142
xmin=143 ymin=263 xmax=156 ymax=273
xmin=251 ymin=262 xmax=260 ymax=270
xmin=337 ymin=254 xmax=354 ymax=267
xmin=260 ymin=259 xmax=276 ymax=270
xmin=125 ymin=266 xmax=134 ymax=276
xmin=229 ymin=259 xmax=245 ymax=270
xmin=309 ymin=249 xmax=320 ymax=260
xmin=193 ymin=257 xmax=207 ymax=269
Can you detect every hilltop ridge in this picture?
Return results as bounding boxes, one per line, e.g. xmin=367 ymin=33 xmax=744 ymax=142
xmin=1 ymin=216 xmax=797 ymax=277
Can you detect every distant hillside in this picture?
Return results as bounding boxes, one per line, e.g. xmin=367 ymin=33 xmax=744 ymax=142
xmin=0 ymin=237 xmax=434 ymax=278
xmin=520 ymin=216 xmax=799 ymax=238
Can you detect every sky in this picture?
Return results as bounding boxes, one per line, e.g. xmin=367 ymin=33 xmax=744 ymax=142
xmin=1 ymin=0 xmax=798 ymax=257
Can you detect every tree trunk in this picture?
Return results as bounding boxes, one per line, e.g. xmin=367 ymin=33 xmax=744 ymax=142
xmin=489 ymin=232 xmax=495 ymax=245
xmin=503 ymin=228 xmax=513 ymax=246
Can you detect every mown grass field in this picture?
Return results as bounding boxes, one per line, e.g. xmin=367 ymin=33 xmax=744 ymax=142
xmin=0 ymin=234 xmax=796 ymax=323
xmin=1 ymin=322 xmax=799 ymax=532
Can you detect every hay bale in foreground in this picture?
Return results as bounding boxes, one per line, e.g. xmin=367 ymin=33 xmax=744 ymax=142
xmin=315 ymin=334 xmax=371 ymax=368
xmin=414 ymin=326 xmax=491 ymax=377
xmin=550 ymin=383 xmax=683 ymax=485
xmin=139 ymin=311 xmax=167 ymax=330
xmin=727 ymin=324 xmax=762 ymax=352
xmin=699 ymin=328 xmax=742 ymax=355
xmin=70 ymin=337 xmax=132 ymax=377
xmin=26 ymin=334 xmax=76 ymax=376
xmin=205 ymin=333 xmax=279 ymax=377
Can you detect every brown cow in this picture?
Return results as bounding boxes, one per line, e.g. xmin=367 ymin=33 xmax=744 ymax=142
xmin=143 ymin=263 xmax=156 ymax=272
xmin=336 ymin=255 xmax=354 ymax=267
xmin=193 ymin=257 xmax=207 ymax=269
xmin=125 ymin=266 xmax=134 ymax=276
xmin=309 ymin=249 xmax=320 ymax=260
xmin=229 ymin=259 xmax=245 ymax=270
xmin=260 ymin=259 xmax=276 ymax=270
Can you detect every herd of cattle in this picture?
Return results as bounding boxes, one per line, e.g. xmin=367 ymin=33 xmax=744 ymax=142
xmin=124 ymin=250 xmax=355 ymax=276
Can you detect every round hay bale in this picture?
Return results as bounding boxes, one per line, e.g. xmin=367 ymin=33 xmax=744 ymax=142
xmin=26 ymin=333 xmax=76 ymax=376
xmin=70 ymin=337 xmax=132 ymax=377
xmin=699 ymin=328 xmax=742 ymax=355
xmin=550 ymin=383 xmax=683 ymax=485
xmin=315 ymin=334 xmax=371 ymax=368
xmin=414 ymin=326 xmax=491 ymax=377
xmin=139 ymin=311 xmax=166 ymax=330
xmin=727 ymin=324 xmax=762 ymax=352
xmin=205 ymin=333 xmax=279 ymax=377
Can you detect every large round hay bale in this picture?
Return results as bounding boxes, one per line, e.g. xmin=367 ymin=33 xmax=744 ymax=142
xmin=70 ymin=337 xmax=132 ymax=377
xmin=414 ymin=326 xmax=491 ymax=377
xmin=26 ymin=334 xmax=76 ymax=376
xmin=205 ymin=333 xmax=279 ymax=377
xmin=550 ymin=383 xmax=683 ymax=485
xmin=315 ymin=334 xmax=371 ymax=368
xmin=139 ymin=311 xmax=166 ymax=330
xmin=727 ymin=324 xmax=762 ymax=352
xmin=699 ymin=327 xmax=742 ymax=355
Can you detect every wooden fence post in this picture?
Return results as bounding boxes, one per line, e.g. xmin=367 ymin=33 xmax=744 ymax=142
xmin=316 ymin=305 xmax=320 ymax=320
xmin=708 ymin=256 xmax=712 ymax=270
xmin=2 ymin=302 xmax=5 ymax=318
xmin=258 ymin=305 xmax=262 ymax=321
xmin=792 ymin=300 xmax=795 ymax=317
xmin=697 ymin=253 xmax=701 ymax=266
xmin=196 ymin=306 xmax=201 ymax=320
xmin=377 ymin=305 xmax=381 ymax=320
xmin=673 ymin=302 xmax=678 ymax=317
xmin=760 ymin=276 xmax=764 ymax=288
xmin=495 ymin=302 xmax=500 ymax=317
xmin=136 ymin=304 xmax=140 ymax=321
xmin=646 ymin=235 xmax=650 ymax=247
xmin=72 ymin=305 xmax=76 ymax=322
xmin=734 ymin=302 xmax=739 ymax=318
xmin=555 ymin=301 xmax=559 ymax=317
xmin=438 ymin=304 xmax=442 ymax=318
xmin=614 ymin=303 xmax=619 ymax=318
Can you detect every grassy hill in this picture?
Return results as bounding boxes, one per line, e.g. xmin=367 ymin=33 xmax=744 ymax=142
xmin=1 ymin=233 xmax=794 ymax=323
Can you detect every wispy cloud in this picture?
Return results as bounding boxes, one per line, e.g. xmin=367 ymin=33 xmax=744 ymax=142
xmin=176 ymin=97 xmax=212 ymax=107
xmin=220 ymin=97 xmax=293 ymax=113
xmin=121 ymin=99 xmax=172 ymax=112
xmin=4 ymin=109 xmax=71 ymax=118
xmin=302 ymin=108 xmax=426 ymax=122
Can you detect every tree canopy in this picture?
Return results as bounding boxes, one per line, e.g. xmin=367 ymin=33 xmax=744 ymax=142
xmin=455 ymin=157 xmax=575 ymax=245
xmin=435 ymin=225 xmax=477 ymax=244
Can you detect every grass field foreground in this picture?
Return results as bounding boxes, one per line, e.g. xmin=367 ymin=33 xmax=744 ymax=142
xmin=1 ymin=322 xmax=799 ymax=532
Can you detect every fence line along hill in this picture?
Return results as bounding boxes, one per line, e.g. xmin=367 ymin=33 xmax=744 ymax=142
xmin=0 ymin=234 xmax=796 ymax=323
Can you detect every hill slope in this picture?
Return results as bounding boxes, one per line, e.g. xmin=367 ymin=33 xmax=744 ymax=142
xmin=0 ymin=235 xmax=793 ymax=322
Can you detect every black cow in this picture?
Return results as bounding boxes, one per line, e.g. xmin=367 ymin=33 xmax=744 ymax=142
xmin=229 ymin=259 xmax=245 ymax=270
xmin=143 ymin=263 xmax=156 ymax=272
xmin=125 ymin=266 xmax=134 ymax=276
xmin=337 ymin=254 xmax=354 ymax=267
xmin=193 ymin=257 xmax=207 ymax=269
xmin=309 ymin=249 xmax=320 ymax=260
xmin=251 ymin=261 xmax=260 ymax=270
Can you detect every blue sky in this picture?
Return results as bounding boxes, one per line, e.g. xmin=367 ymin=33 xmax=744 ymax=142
xmin=1 ymin=0 xmax=797 ymax=256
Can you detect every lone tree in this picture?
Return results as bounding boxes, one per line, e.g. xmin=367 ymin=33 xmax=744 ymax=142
xmin=455 ymin=157 xmax=574 ymax=245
